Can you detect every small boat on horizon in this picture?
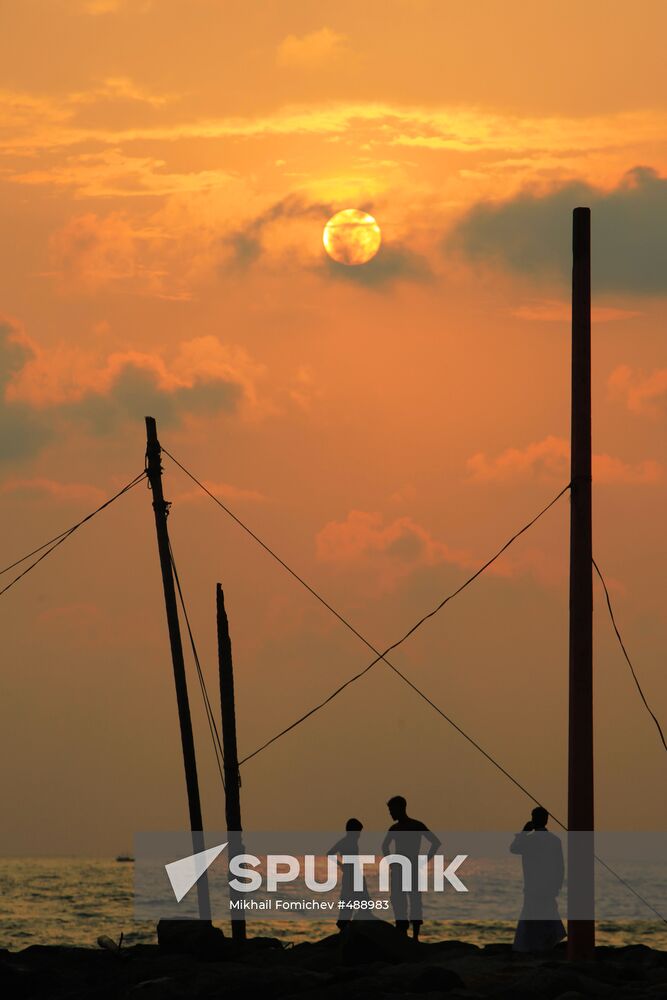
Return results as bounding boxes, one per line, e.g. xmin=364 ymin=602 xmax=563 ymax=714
xmin=115 ymin=855 xmax=134 ymax=863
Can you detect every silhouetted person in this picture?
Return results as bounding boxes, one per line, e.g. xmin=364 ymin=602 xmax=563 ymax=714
xmin=328 ymin=818 xmax=370 ymax=930
xmin=510 ymin=806 xmax=566 ymax=953
xmin=382 ymin=796 xmax=441 ymax=940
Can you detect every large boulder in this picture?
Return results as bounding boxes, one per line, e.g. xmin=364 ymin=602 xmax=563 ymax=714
xmin=339 ymin=919 xmax=415 ymax=965
xmin=156 ymin=920 xmax=225 ymax=959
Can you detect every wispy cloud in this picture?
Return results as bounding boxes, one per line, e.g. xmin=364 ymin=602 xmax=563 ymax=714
xmin=511 ymin=299 xmax=641 ymax=323
xmin=609 ymin=365 xmax=667 ymax=416
xmin=16 ymin=150 xmax=234 ymax=200
xmin=222 ymin=194 xmax=335 ymax=270
xmin=276 ymin=28 xmax=352 ymax=71
xmin=73 ymin=0 xmax=153 ymax=14
xmin=3 ymin=93 xmax=666 ymax=158
xmin=467 ymin=435 xmax=663 ymax=485
xmin=0 ymin=477 xmax=105 ymax=504
xmin=175 ymin=480 xmax=267 ymax=505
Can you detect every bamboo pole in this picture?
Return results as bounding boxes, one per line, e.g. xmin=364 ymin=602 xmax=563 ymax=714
xmin=145 ymin=416 xmax=210 ymax=921
xmin=217 ymin=583 xmax=246 ymax=941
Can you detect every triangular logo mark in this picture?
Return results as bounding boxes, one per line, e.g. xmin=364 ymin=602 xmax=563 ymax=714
xmin=165 ymin=842 xmax=227 ymax=902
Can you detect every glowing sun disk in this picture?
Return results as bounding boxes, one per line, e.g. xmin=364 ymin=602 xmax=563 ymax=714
xmin=323 ymin=209 xmax=382 ymax=266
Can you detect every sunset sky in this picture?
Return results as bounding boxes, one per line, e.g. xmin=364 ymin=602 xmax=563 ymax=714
xmin=1 ymin=0 xmax=666 ymax=855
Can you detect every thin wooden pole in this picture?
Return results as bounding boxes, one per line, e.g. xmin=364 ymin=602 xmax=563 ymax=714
xmin=567 ymin=208 xmax=595 ymax=960
xmin=145 ymin=416 xmax=211 ymax=921
xmin=216 ymin=583 xmax=246 ymax=942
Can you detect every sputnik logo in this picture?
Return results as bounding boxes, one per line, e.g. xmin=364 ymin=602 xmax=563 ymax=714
xmin=165 ymin=842 xmax=227 ymax=902
xmin=165 ymin=843 xmax=469 ymax=903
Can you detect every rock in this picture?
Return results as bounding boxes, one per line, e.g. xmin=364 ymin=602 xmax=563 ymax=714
xmin=489 ymin=987 xmax=542 ymax=1000
xmin=643 ymin=984 xmax=667 ymax=996
xmin=494 ymin=968 xmax=589 ymax=999
xmin=406 ymin=964 xmax=466 ymax=993
xmin=2 ymin=938 xmax=665 ymax=999
xmin=428 ymin=939 xmax=481 ymax=958
xmin=446 ymin=992 xmax=485 ymax=1000
xmin=244 ymin=936 xmax=284 ymax=951
xmin=156 ymin=920 xmax=225 ymax=959
xmin=339 ymin=920 xmax=415 ymax=965
xmin=127 ymin=976 xmax=181 ymax=997
xmin=483 ymin=944 xmax=514 ymax=957
xmin=341 ymin=961 xmax=466 ymax=997
xmin=0 ymin=956 xmax=45 ymax=1000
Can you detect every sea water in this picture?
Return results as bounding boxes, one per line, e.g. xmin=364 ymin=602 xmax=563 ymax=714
xmin=1 ymin=857 xmax=665 ymax=952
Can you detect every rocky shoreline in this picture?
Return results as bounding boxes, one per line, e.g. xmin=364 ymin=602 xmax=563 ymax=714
xmin=2 ymin=921 xmax=666 ymax=999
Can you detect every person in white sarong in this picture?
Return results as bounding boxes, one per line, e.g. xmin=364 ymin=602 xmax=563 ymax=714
xmin=510 ymin=806 xmax=566 ymax=953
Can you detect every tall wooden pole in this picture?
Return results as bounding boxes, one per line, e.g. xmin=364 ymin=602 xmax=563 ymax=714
xmin=567 ymin=209 xmax=595 ymax=960
xmin=216 ymin=584 xmax=246 ymax=942
xmin=145 ymin=416 xmax=211 ymax=921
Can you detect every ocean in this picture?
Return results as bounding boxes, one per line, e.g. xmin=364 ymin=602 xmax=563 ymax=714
xmin=1 ymin=858 xmax=665 ymax=952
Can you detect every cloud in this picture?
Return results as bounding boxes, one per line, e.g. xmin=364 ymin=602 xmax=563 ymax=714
xmin=0 ymin=405 xmax=53 ymax=464
xmin=0 ymin=478 xmax=105 ymax=504
xmin=609 ymin=365 xmax=667 ymax=416
xmin=3 ymin=86 xmax=659 ymax=185
xmin=63 ymin=360 xmax=242 ymax=434
xmin=19 ymin=150 xmax=232 ymax=200
xmin=448 ymin=166 xmax=667 ymax=295
xmin=0 ymin=323 xmax=33 ymax=389
xmin=69 ymin=76 xmax=171 ymax=108
xmin=47 ymin=192 xmax=428 ymax=297
xmin=511 ymin=299 xmax=641 ymax=323
xmin=316 ymin=509 xmax=470 ymax=590
xmin=323 ymin=243 xmax=432 ymax=288
xmin=75 ymin=0 xmax=153 ymax=13
xmin=0 ymin=320 xmax=255 ymax=461
xmin=593 ymin=454 xmax=663 ymax=484
xmin=314 ymin=507 xmax=567 ymax=592
xmin=4 ymin=91 xmax=667 ymax=160
xmin=276 ymin=28 xmax=350 ymax=70
xmin=467 ymin=435 xmax=663 ymax=485
xmin=175 ymin=480 xmax=266 ymax=505
xmin=24 ymin=338 xmax=256 ymax=415
xmin=48 ymin=202 xmax=239 ymax=300
xmin=467 ymin=436 xmax=569 ymax=482
xmin=46 ymin=192 xmax=248 ymax=299
xmin=288 ymin=366 xmax=320 ymax=411
xmin=78 ymin=0 xmax=124 ymax=11
xmin=49 ymin=212 xmax=141 ymax=292
xmin=221 ymin=194 xmax=334 ymax=270
xmin=0 ymin=321 xmax=53 ymax=462
xmin=43 ymin=337 xmax=257 ymax=432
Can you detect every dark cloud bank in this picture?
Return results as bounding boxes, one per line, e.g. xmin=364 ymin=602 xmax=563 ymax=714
xmin=448 ymin=166 xmax=667 ymax=295
xmin=0 ymin=321 xmax=242 ymax=464
xmin=0 ymin=323 xmax=53 ymax=463
xmin=324 ymin=243 xmax=432 ymax=288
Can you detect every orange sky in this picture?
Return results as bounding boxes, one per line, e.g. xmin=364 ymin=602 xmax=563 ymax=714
xmin=1 ymin=0 xmax=666 ymax=854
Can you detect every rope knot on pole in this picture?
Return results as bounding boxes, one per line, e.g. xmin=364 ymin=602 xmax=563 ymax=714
xmin=151 ymin=498 xmax=172 ymax=518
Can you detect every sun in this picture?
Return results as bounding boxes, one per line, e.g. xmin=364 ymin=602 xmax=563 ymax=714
xmin=323 ymin=209 xmax=382 ymax=266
